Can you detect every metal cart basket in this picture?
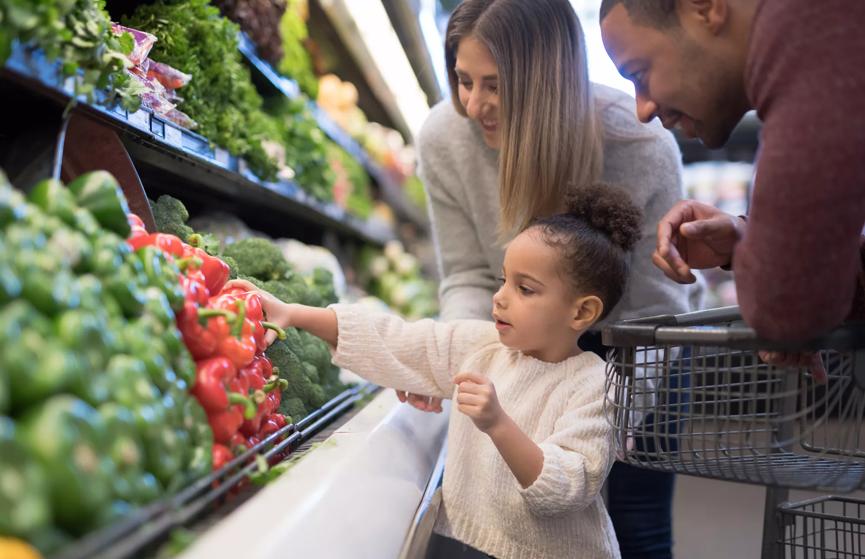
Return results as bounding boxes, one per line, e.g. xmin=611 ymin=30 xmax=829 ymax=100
xmin=603 ymin=307 xmax=865 ymax=558
xmin=777 ymin=496 xmax=865 ymax=558
xmin=602 ymin=306 xmax=865 ymax=493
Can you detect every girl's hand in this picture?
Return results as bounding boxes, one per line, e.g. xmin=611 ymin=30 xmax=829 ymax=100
xmin=225 ymin=279 xmax=294 ymax=344
xmin=396 ymin=390 xmax=444 ymax=413
xmin=453 ymin=371 xmax=503 ymax=433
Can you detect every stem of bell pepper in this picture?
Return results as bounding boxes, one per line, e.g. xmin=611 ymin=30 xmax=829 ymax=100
xmin=261 ymin=321 xmax=287 ymax=341
xmin=231 ymin=299 xmax=247 ymax=338
xmin=227 ymin=391 xmax=257 ymax=420
xmin=263 ymin=378 xmax=288 ymax=393
xmin=175 ymin=256 xmax=203 ymax=273
xmin=196 ymin=307 xmax=236 ymax=326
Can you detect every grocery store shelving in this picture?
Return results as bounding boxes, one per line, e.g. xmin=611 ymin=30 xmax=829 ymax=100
xmin=239 ymin=33 xmax=430 ymax=230
xmin=2 ymin=41 xmax=397 ymax=246
xmin=52 ymin=382 xmax=379 ymax=559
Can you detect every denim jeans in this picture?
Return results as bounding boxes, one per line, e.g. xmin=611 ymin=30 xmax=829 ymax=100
xmin=580 ymin=331 xmax=675 ymax=559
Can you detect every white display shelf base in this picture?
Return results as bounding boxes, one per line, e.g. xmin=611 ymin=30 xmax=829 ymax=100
xmin=181 ymin=390 xmax=449 ymax=559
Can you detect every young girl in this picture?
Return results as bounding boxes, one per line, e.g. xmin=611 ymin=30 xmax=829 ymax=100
xmin=229 ymin=184 xmax=641 ymax=559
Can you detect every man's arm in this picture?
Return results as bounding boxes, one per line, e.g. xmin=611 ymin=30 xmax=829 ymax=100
xmin=737 ymin=0 xmax=865 ymax=341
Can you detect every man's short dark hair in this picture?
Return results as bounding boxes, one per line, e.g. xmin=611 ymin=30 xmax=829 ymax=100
xmin=599 ymin=0 xmax=679 ymax=27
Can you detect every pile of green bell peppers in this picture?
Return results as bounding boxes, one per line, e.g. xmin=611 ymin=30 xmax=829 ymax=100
xmin=0 ymin=170 xmax=212 ymax=553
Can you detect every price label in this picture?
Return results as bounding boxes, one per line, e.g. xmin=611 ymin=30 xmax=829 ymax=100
xmin=128 ymin=109 xmax=150 ymax=130
xmin=164 ymin=125 xmax=183 ymax=148
xmin=215 ymin=149 xmax=230 ymax=168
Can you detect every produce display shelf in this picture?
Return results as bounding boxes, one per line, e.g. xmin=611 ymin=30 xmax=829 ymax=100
xmin=2 ymin=42 xmax=396 ymax=246
xmin=238 ymin=34 xmax=430 ymax=230
xmin=52 ymin=382 xmax=380 ymax=559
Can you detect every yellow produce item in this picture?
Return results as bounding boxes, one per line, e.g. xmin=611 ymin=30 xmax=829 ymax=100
xmin=0 ymin=538 xmax=43 ymax=559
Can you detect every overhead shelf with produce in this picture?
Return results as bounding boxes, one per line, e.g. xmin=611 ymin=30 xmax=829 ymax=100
xmin=1 ymin=1 xmax=398 ymax=247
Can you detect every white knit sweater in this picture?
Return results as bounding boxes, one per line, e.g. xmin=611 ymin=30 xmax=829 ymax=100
xmin=330 ymin=304 xmax=620 ymax=559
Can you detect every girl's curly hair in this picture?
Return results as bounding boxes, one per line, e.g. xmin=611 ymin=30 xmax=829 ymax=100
xmin=528 ymin=183 xmax=643 ymax=320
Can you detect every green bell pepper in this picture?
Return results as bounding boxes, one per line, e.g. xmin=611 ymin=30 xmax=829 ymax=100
xmin=46 ymin=228 xmax=92 ymax=274
xmin=104 ymin=262 xmax=146 ymax=318
xmin=0 ymin=240 xmax=22 ymax=305
xmin=182 ymin=398 xmax=213 ymax=482
xmin=67 ymin=171 xmax=131 ymax=238
xmin=132 ymin=401 xmax=184 ymax=490
xmin=104 ymin=355 xmax=161 ymax=408
xmin=56 ymin=307 xmax=114 ymax=390
xmin=27 ymin=178 xmax=77 ymax=226
xmin=2 ymin=302 xmax=84 ymax=411
xmin=16 ymin=396 xmax=111 ymax=536
xmin=137 ymin=246 xmax=185 ymax=312
xmin=0 ymin=177 xmax=29 ymax=229
xmin=72 ymin=207 xmax=101 ymax=237
xmin=88 ymin=232 xmax=128 ymax=278
xmin=98 ymin=403 xmax=162 ymax=505
xmin=0 ymin=417 xmax=52 ymax=539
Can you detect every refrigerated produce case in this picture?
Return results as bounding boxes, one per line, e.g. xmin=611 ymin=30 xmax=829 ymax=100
xmin=0 ymin=3 xmax=447 ymax=556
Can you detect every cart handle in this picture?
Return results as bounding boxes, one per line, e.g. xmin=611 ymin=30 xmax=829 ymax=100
xmin=602 ymin=305 xmax=865 ymax=351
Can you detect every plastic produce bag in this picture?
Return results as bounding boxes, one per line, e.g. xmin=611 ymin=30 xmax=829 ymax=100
xmin=111 ymin=23 xmax=156 ymax=65
xmin=146 ymin=60 xmax=192 ymax=91
xmin=188 ymin=212 xmax=258 ymax=247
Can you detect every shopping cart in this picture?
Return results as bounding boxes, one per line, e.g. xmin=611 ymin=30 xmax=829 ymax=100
xmin=777 ymin=496 xmax=865 ymax=558
xmin=602 ymin=306 xmax=865 ymax=558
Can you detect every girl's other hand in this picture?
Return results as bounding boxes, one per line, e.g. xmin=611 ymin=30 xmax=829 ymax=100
xmin=454 ymin=371 xmax=503 ymax=433
xmin=396 ymin=390 xmax=444 ymax=413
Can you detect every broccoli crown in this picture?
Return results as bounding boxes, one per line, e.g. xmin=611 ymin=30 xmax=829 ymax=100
xmin=223 ymin=256 xmax=239 ymax=279
xmin=151 ymin=195 xmax=194 ymax=241
xmin=278 ymin=397 xmax=306 ymax=423
xmin=266 ymin=339 xmax=304 ymax=380
xmin=261 ymin=278 xmax=305 ymax=305
xmin=311 ymin=268 xmax=338 ymax=306
xmin=221 ymin=238 xmax=291 ymax=281
xmin=301 ymin=362 xmax=319 ymax=384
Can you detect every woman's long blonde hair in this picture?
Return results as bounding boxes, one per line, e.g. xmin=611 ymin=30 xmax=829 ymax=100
xmin=445 ymin=0 xmax=604 ymax=238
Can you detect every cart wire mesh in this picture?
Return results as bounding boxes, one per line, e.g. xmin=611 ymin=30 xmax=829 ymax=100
xmin=778 ymin=496 xmax=865 ymax=558
xmin=603 ymin=307 xmax=865 ymax=492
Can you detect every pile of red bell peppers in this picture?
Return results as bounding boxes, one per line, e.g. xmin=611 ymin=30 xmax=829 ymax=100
xmin=127 ymin=215 xmax=289 ymax=471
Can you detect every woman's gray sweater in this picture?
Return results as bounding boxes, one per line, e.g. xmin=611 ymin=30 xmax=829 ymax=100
xmin=417 ymin=83 xmax=702 ymax=325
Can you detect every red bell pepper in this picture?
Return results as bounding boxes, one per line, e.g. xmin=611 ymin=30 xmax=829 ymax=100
xmin=208 ymin=393 xmax=257 ymax=444
xmin=191 ymin=357 xmax=256 ymax=419
xmin=208 ymin=298 xmax=257 ymax=369
xmin=217 ymin=288 xmax=286 ymax=351
xmin=177 ymin=304 xmax=235 ymax=360
xmin=212 ymin=443 xmax=234 ymax=470
xmin=128 ymin=232 xmax=185 ymax=257
xmin=179 ymin=272 xmax=209 ymax=307
xmin=184 ymin=240 xmax=230 ymax=296
xmin=229 ymin=432 xmax=249 ymax=454
xmin=127 ymin=213 xmax=148 ymax=239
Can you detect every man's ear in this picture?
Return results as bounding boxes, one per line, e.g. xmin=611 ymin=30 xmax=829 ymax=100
xmin=570 ymin=295 xmax=604 ymax=333
xmin=679 ymin=0 xmax=729 ymax=35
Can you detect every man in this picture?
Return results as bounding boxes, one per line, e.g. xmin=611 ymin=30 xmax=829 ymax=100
xmin=600 ymin=0 xmax=865 ymax=342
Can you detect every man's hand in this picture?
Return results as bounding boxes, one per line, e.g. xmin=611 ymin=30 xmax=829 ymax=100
xmin=396 ymin=391 xmax=443 ymax=413
xmin=654 ymin=200 xmax=746 ymax=284
xmin=453 ymin=371 xmax=503 ymax=433
xmin=758 ymin=351 xmax=828 ymax=384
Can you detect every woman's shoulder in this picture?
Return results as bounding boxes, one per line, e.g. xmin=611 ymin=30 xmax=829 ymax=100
xmin=417 ymin=100 xmax=476 ymax=155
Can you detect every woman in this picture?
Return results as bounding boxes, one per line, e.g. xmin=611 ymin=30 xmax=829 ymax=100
xmin=402 ymin=0 xmax=701 ymax=557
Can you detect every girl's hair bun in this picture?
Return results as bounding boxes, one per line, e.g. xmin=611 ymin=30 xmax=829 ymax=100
xmin=564 ymin=182 xmax=643 ymax=251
